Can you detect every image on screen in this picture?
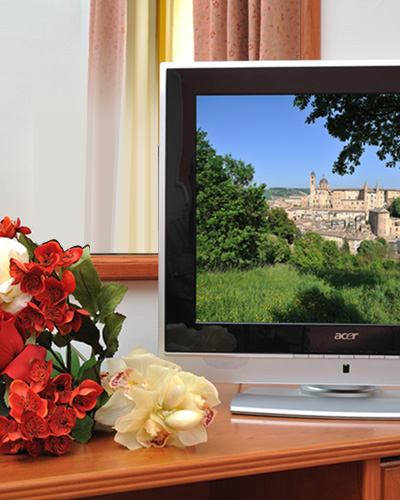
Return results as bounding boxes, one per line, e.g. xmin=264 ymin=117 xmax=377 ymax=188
xmin=195 ymin=94 xmax=400 ymax=326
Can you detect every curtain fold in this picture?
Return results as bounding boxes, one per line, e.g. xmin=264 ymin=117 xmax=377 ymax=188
xmin=193 ymin=0 xmax=301 ymax=61
xmin=116 ymin=0 xmax=159 ymax=253
xmin=86 ymin=0 xmax=127 ymax=253
xmin=116 ymin=0 xmax=193 ymax=253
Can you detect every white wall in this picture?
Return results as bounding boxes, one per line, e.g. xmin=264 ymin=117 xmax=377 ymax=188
xmin=321 ymin=0 xmax=400 ymax=60
xmin=0 ymin=1 xmax=90 ymax=249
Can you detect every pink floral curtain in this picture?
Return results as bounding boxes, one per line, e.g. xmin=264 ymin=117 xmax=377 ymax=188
xmin=86 ymin=0 xmax=127 ymax=252
xmin=193 ymin=0 xmax=300 ymax=61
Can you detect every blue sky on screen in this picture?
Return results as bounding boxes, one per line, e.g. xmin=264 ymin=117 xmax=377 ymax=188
xmin=196 ymin=95 xmax=399 ymax=190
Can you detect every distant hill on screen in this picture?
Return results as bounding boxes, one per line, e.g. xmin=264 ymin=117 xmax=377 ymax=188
xmin=264 ymin=187 xmax=310 ymax=200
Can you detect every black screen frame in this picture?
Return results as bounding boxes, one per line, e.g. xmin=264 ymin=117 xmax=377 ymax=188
xmin=162 ymin=62 xmax=400 ymax=357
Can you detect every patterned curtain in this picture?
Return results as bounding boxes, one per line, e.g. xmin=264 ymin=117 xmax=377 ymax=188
xmin=193 ymin=0 xmax=301 ymax=61
xmin=86 ymin=0 xmax=127 ymax=252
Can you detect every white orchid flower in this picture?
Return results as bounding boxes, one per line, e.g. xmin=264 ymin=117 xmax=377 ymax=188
xmin=114 ymin=385 xmax=169 ymax=450
xmin=95 ymin=348 xmax=220 ymax=449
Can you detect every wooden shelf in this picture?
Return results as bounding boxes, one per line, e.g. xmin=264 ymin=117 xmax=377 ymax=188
xmin=1 ymin=383 xmax=400 ymax=499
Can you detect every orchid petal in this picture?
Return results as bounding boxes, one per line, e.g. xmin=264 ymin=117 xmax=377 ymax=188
xmin=114 ymin=407 xmax=148 ymax=433
xmin=178 ymin=424 xmax=208 ymax=447
xmin=177 ymin=371 xmax=221 ymax=407
xmin=114 ymin=430 xmax=142 ymax=450
xmin=106 ymin=358 xmax=127 ymax=374
xmin=122 ymin=347 xmax=181 ymax=377
xmin=95 ymin=390 xmax=135 ymax=427
xmin=127 ymin=385 xmax=159 ymax=411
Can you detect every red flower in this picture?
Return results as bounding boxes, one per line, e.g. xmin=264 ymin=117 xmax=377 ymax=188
xmin=70 ymin=379 xmax=103 ymax=418
xmin=59 ymin=246 xmax=84 ymax=268
xmin=18 ymin=302 xmax=46 ymax=335
xmin=48 ymin=406 xmax=77 ymax=436
xmin=36 ymin=269 xmax=76 ymax=306
xmin=57 ymin=306 xmax=89 ymax=336
xmin=0 ymin=436 xmax=24 ymax=455
xmin=20 ymin=412 xmax=50 ymax=440
xmin=0 ymin=217 xmax=31 ymax=239
xmin=18 ymin=263 xmax=46 ymax=296
xmin=8 ymin=258 xmax=27 ymax=285
xmin=8 ymin=380 xmax=48 ymax=422
xmin=50 ymin=373 xmax=72 ymax=404
xmin=24 ymin=437 xmax=45 ymax=457
xmin=29 ymin=358 xmax=52 ymax=393
xmin=34 ymin=241 xmax=64 ymax=274
xmin=41 ymin=301 xmax=74 ymax=332
xmin=44 ymin=435 xmax=71 ymax=456
xmin=0 ymin=416 xmax=20 ymax=442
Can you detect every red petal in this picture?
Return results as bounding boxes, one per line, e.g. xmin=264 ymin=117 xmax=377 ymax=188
xmin=2 ymin=344 xmax=47 ymax=381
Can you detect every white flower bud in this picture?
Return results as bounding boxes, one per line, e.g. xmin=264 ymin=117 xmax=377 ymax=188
xmin=165 ymin=410 xmax=204 ymax=430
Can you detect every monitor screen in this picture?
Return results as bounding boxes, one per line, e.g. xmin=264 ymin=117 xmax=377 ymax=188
xmin=159 ymin=61 xmax=400 ymax=404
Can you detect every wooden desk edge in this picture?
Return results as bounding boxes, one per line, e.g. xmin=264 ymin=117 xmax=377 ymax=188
xmin=2 ymin=436 xmax=400 ymax=500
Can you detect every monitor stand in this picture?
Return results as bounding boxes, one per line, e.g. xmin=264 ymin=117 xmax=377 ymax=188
xmin=230 ymin=385 xmax=400 ymax=419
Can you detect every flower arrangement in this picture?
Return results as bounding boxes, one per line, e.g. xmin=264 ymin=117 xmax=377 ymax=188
xmin=95 ymin=347 xmax=220 ymax=449
xmin=0 ymin=217 xmax=127 ymax=455
xmin=0 ymin=217 xmax=220 ymax=456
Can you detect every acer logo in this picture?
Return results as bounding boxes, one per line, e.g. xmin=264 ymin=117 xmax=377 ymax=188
xmin=334 ymin=332 xmax=360 ymax=341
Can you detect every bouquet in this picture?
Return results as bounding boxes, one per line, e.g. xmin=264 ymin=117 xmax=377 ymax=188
xmin=0 ymin=217 xmax=127 ymax=456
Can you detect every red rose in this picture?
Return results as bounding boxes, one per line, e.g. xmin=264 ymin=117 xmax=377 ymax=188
xmin=0 ymin=305 xmax=46 ymax=381
xmin=0 ymin=308 xmax=26 ymax=372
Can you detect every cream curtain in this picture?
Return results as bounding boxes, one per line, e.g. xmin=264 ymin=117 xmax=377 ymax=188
xmin=86 ymin=1 xmax=193 ymax=253
xmin=116 ymin=0 xmax=193 ymax=254
xmin=116 ymin=1 xmax=158 ymax=253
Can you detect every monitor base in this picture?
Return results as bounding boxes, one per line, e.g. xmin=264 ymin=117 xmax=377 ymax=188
xmin=230 ymin=385 xmax=400 ymax=420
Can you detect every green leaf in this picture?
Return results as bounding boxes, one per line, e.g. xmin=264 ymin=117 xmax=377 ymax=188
xmin=70 ymin=256 xmax=102 ymax=316
xmin=70 ymin=314 xmax=104 ymax=356
xmin=70 ymin=348 xmax=81 ymax=378
xmin=80 ymin=359 xmax=102 ymax=384
xmin=78 ymin=355 xmax=98 ymax=380
xmin=18 ymin=233 xmax=38 ymax=260
xmin=71 ymin=414 xmax=94 ymax=444
xmin=102 ymin=312 xmax=126 ymax=358
xmin=96 ymin=389 xmax=110 ymax=410
xmin=53 ymin=332 xmax=69 ymax=348
xmin=25 ymin=333 xmax=37 ymax=345
xmin=0 ymin=381 xmax=9 ymax=415
xmin=37 ymin=330 xmax=53 ymax=349
xmin=46 ymin=350 xmax=66 ymax=375
xmin=97 ymin=282 xmax=128 ymax=323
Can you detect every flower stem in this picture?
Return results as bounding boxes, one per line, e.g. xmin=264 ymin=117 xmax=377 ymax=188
xmin=48 ymin=347 xmax=68 ymax=373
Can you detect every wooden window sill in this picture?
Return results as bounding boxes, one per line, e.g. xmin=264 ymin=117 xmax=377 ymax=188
xmin=91 ymin=254 xmax=158 ymax=281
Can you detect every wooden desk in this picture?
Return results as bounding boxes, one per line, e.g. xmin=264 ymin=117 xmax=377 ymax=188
xmin=2 ymin=383 xmax=400 ymax=500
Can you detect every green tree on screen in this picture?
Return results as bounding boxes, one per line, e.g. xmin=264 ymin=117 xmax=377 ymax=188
xmin=391 ymin=197 xmax=400 ymax=217
xmin=196 ymin=129 xmax=269 ymax=269
xmin=293 ymin=94 xmax=400 ymax=175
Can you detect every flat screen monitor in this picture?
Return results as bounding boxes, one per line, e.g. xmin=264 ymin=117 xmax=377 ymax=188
xmin=159 ymin=60 xmax=400 ymax=419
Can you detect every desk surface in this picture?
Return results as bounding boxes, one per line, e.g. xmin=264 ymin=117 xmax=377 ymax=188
xmin=2 ymin=383 xmax=400 ymax=499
